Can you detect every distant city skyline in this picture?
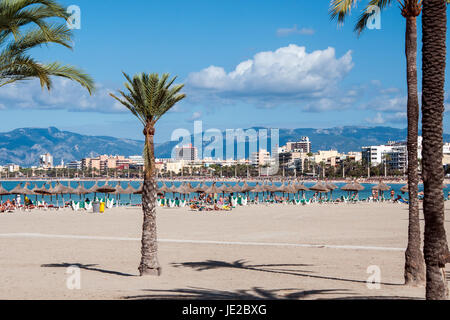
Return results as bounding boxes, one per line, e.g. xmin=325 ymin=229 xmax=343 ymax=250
xmin=1 ymin=1 xmax=450 ymax=143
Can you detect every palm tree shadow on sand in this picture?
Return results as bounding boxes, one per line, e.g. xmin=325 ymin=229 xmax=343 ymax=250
xmin=41 ymin=263 xmax=136 ymax=277
xmin=122 ymin=259 xmax=416 ymax=300
xmin=171 ymin=259 xmax=402 ymax=287
xmin=124 ymin=287 xmax=350 ymax=300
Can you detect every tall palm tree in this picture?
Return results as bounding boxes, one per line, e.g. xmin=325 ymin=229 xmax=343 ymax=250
xmin=111 ymin=72 xmax=186 ymax=276
xmin=0 ymin=0 xmax=94 ymax=92
xmin=421 ymin=0 xmax=448 ymax=300
xmin=330 ymin=0 xmax=425 ymax=286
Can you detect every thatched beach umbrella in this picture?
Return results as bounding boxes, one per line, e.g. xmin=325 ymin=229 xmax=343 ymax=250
xmin=114 ymin=182 xmax=126 ymax=195
xmin=341 ymin=181 xmax=365 ymax=199
xmin=168 ymin=183 xmax=178 ymax=196
xmin=73 ymin=182 xmax=89 ymax=200
xmin=159 ymin=183 xmax=171 ymax=194
xmin=9 ymin=183 xmax=28 ymax=195
xmin=192 ymin=182 xmax=207 ymax=194
xmin=50 ymin=182 xmax=71 ymax=206
xmin=87 ymin=182 xmax=99 ymax=199
xmin=95 ymin=181 xmax=116 ymax=194
xmin=372 ymin=181 xmax=391 ymax=191
xmin=372 ymin=181 xmax=391 ymax=199
xmin=33 ymin=183 xmax=52 ymax=195
xmin=231 ymin=182 xmax=242 ymax=194
xmin=251 ymin=183 xmax=265 ymax=194
xmin=204 ymin=183 xmax=221 ymax=195
xmin=309 ymin=182 xmax=329 ymax=200
xmin=240 ymin=182 xmax=253 ymax=194
xmin=282 ymin=182 xmax=297 ymax=199
xmin=0 ymin=183 xmax=10 ymax=202
xmin=293 ymin=182 xmax=309 ymax=199
xmin=325 ymin=182 xmax=338 ymax=200
xmin=309 ymin=182 xmax=329 ymax=193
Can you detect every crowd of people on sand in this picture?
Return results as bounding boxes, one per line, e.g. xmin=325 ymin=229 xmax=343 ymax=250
xmin=2 ymin=184 xmax=449 ymax=214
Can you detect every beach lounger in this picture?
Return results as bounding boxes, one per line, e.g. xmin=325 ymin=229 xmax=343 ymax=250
xmin=106 ymin=199 xmax=114 ymax=209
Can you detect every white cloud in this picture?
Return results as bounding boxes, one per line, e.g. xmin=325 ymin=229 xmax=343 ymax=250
xmin=187 ymin=44 xmax=354 ymax=109
xmin=187 ymin=111 xmax=202 ymax=121
xmin=276 ymin=25 xmax=315 ymax=37
xmin=366 ymin=112 xmax=406 ymax=125
xmin=0 ymin=78 xmax=127 ymax=113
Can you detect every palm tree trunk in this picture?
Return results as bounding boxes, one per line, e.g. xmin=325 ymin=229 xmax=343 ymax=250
xmin=422 ymin=0 xmax=448 ymax=300
xmin=138 ymin=124 xmax=161 ymax=276
xmin=404 ymin=13 xmax=425 ymax=286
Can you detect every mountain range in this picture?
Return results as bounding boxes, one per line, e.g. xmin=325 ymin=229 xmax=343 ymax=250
xmin=1 ymin=126 xmax=449 ymax=167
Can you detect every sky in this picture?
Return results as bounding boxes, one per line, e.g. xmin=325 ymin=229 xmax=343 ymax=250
xmin=1 ymin=0 xmax=450 ymax=143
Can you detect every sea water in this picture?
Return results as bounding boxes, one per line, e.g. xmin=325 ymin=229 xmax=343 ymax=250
xmin=0 ymin=180 xmax=444 ymax=206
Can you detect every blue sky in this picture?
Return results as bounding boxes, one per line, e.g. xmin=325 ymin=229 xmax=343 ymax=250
xmin=1 ymin=0 xmax=449 ymax=143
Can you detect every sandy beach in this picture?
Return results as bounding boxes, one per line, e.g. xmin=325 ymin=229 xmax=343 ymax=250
xmin=0 ymin=202 xmax=447 ymax=300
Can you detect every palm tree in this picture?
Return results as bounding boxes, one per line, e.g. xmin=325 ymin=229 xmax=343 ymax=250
xmin=421 ymin=0 xmax=449 ymax=300
xmin=0 ymin=0 xmax=94 ymax=92
xmin=111 ymin=72 xmax=186 ymax=276
xmin=330 ymin=0 xmax=425 ymax=286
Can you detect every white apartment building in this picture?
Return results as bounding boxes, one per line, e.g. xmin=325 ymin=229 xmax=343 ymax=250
xmin=129 ymin=155 xmax=144 ymax=166
xmin=285 ymin=137 xmax=311 ymax=154
xmin=174 ymin=144 xmax=198 ymax=161
xmin=362 ymin=142 xmax=408 ymax=171
xmin=250 ymin=149 xmax=271 ymax=166
xmin=39 ymin=153 xmax=53 ymax=168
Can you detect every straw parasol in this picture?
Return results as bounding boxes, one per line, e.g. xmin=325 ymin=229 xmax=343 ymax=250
xmin=168 ymin=183 xmax=178 ymax=194
xmin=204 ymin=183 xmax=222 ymax=194
xmin=294 ymin=182 xmax=310 ymax=192
xmin=251 ymin=183 xmax=265 ymax=193
xmin=175 ymin=183 xmax=189 ymax=195
xmin=159 ymin=183 xmax=172 ymax=194
xmin=113 ymin=182 xmax=126 ymax=195
xmin=192 ymin=182 xmax=207 ymax=194
xmin=240 ymin=182 xmax=253 ymax=193
xmin=309 ymin=182 xmax=329 ymax=193
xmin=0 ymin=183 xmax=10 ymax=202
xmin=341 ymin=181 xmax=365 ymax=192
xmin=266 ymin=182 xmax=281 ymax=193
xmin=95 ymin=181 xmax=116 ymax=194
xmin=326 ymin=182 xmax=338 ymax=191
xmin=282 ymin=182 xmax=297 ymax=195
xmin=124 ymin=183 xmax=137 ymax=194
xmin=9 ymin=183 xmax=29 ymax=195
xmin=49 ymin=182 xmax=71 ymax=206
xmin=372 ymin=181 xmax=391 ymax=191
xmin=231 ymin=182 xmax=242 ymax=193
xmin=87 ymin=182 xmax=99 ymax=194
xmin=0 ymin=183 xmax=10 ymax=195
xmin=33 ymin=183 xmax=52 ymax=195
xmin=133 ymin=183 xmax=143 ymax=194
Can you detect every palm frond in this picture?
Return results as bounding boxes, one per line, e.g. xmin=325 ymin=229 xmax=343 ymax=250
xmin=329 ymin=0 xmax=359 ymax=23
xmin=0 ymin=0 xmax=94 ymax=93
xmin=354 ymin=0 xmax=393 ymax=35
xmin=111 ymin=72 xmax=186 ymax=127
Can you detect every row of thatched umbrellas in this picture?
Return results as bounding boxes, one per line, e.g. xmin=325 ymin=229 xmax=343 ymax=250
xmin=0 ymin=180 xmax=363 ymax=196
xmin=1 ymin=180 xmax=435 ymax=202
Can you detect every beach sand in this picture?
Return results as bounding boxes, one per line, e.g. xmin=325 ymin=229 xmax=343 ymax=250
xmin=0 ymin=202 xmax=448 ymax=300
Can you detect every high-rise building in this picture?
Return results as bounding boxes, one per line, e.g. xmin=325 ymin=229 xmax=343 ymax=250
xmin=250 ymin=149 xmax=271 ymax=166
xmin=39 ymin=153 xmax=53 ymax=168
xmin=174 ymin=144 xmax=198 ymax=161
xmin=286 ymin=137 xmax=311 ymax=153
xmin=362 ymin=142 xmax=407 ymax=171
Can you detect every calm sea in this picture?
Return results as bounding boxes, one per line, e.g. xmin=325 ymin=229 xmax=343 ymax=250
xmin=1 ymin=180 xmax=446 ymax=205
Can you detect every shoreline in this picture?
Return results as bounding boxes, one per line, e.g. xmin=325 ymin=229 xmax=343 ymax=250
xmin=1 ymin=177 xmax=449 ymax=185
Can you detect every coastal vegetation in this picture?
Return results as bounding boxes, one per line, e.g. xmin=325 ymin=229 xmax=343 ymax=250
xmin=110 ymin=72 xmax=186 ymax=276
xmin=0 ymin=0 xmax=94 ymax=92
